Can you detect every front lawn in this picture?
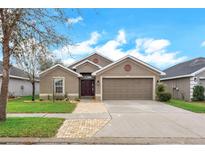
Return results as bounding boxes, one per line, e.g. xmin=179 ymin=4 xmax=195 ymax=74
xmin=7 ymin=96 xmax=76 ymax=113
xmin=0 ymin=117 xmax=64 ymax=137
xmin=167 ymin=99 xmax=205 ymax=113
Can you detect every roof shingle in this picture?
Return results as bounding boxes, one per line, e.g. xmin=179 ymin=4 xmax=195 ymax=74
xmin=162 ymin=57 xmax=205 ymax=79
xmin=0 ymin=61 xmax=38 ymax=80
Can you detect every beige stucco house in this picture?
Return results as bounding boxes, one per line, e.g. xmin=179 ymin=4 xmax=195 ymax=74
xmin=39 ymin=52 xmax=165 ymax=101
xmin=161 ymin=57 xmax=205 ymax=101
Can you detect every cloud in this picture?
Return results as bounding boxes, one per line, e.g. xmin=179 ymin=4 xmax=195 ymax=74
xmin=135 ymin=38 xmax=170 ymax=53
xmin=95 ymin=29 xmax=127 ymax=60
xmin=62 ymin=58 xmax=76 ymax=66
xmin=127 ymin=38 xmax=186 ymax=68
xmin=52 ymin=29 xmax=187 ymax=69
xmin=201 ymin=41 xmax=205 ymax=47
xmin=52 ymin=31 xmax=101 ymax=65
xmin=67 ymin=16 xmax=83 ymax=24
xmin=69 ymin=31 xmax=101 ymax=55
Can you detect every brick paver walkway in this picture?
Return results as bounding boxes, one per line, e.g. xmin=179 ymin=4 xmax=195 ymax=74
xmin=56 ymin=119 xmax=110 ymax=138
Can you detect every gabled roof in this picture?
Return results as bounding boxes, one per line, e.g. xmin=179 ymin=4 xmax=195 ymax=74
xmin=0 ymin=61 xmax=39 ymax=81
xmin=161 ymin=57 xmax=205 ymax=80
xmin=72 ymin=59 xmax=102 ymax=69
xmin=39 ymin=64 xmax=82 ymax=77
xmin=68 ymin=52 xmax=113 ymax=68
xmin=92 ymin=55 xmax=166 ymax=76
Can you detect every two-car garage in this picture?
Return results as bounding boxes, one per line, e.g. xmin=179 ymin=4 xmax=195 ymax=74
xmin=92 ymin=55 xmax=165 ymax=101
xmin=102 ymin=78 xmax=153 ymax=100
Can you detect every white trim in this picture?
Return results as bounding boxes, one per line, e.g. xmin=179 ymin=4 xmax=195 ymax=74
xmin=191 ymin=67 xmax=205 ymax=76
xmin=200 ymin=77 xmax=205 ymax=80
xmin=39 ymin=64 xmax=82 ymax=77
xmin=92 ymin=55 xmax=165 ymax=76
xmin=53 ymin=77 xmax=65 ymax=95
xmin=100 ymin=76 xmax=155 ymax=101
xmin=68 ymin=52 xmax=113 ymax=67
xmin=0 ymin=74 xmax=39 ymax=82
xmin=100 ymin=76 xmax=103 ymax=101
xmin=153 ymin=76 xmax=156 ymax=100
xmin=160 ymin=74 xmax=194 ymax=81
xmin=72 ymin=59 xmax=102 ymax=69
xmin=190 ymin=77 xmax=198 ymax=100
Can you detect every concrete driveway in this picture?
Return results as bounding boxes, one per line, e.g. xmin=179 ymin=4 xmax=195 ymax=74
xmin=95 ymin=100 xmax=205 ymax=138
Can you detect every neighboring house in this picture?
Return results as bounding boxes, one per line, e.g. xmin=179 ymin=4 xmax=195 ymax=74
xmin=0 ymin=61 xmax=39 ymax=97
xmin=40 ymin=52 xmax=165 ymax=100
xmin=161 ymin=57 xmax=205 ymax=101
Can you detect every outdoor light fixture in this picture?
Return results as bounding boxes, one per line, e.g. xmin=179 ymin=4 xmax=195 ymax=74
xmin=97 ymin=80 xmax=100 ymax=85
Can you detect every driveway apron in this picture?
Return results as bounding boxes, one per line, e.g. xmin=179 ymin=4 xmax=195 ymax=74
xmin=95 ymin=100 xmax=205 ymax=138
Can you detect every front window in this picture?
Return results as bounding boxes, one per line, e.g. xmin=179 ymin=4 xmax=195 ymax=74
xmin=54 ymin=78 xmax=64 ymax=94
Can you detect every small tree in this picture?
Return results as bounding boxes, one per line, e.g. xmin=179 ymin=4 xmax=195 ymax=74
xmin=0 ymin=9 xmax=70 ymax=121
xmin=192 ymin=85 xmax=205 ymax=101
xmin=156 ymin=82 xmax=171 ymax=102
xmin=39 ymin=56 xmax=63 ymax=71
xmin=156 ymin=82 xmax=166 ymax=97
xmin=14 ymin=37 xmax=48 ymax=101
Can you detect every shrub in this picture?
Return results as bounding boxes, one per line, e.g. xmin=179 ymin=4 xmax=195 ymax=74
xmin=192 ymin=85 xmax=205 ymax=101
xmin=156 ymin=83 xmax=166 ymax=97
xmin=158 ymin=92 xmax=172 ymax=102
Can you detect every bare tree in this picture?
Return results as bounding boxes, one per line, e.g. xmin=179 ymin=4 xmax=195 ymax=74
xmin=0 ymin=9 xmax=70 ymax=121
xmin=40 ymin=56 xmax=63 ymax=72
xmin=14 ymin=37 xmax=47 ymax=102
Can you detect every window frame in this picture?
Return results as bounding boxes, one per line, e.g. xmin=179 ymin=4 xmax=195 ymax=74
xmin=53 ymin=77 xmax=65 ymax=94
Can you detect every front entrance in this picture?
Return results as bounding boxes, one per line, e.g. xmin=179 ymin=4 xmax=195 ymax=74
xmin=81 ymin=79 xmax=95 ymax=97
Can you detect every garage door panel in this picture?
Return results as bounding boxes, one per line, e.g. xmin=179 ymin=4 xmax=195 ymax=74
xmin=103 ymin=78 xmax=153 ymax=100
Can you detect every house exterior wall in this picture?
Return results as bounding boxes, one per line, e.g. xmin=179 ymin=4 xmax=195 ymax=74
xmin=95 ymin=59 xmax=160 ymax=100
xmin=40 ymin=66 xmax=79 ymax=100
xmin=191 ymin=71 xmax=205 ymax=96
xmin=0 ymin=78 xmax=39 ymax=96
xmin=161 ymin=78 xmax=191 ymax=101
xmin=69 ymin=53 xmax=112 ymax=68
xmin=76 ymin=62 xmax=99 ymax=73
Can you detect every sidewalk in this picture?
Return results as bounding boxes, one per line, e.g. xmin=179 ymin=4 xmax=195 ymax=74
xmin=1 ymin=137 xmax=205 ymax=144
xmin=7 ymin=113 xmax=110 ymax=119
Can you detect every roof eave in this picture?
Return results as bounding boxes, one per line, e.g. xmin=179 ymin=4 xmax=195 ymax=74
xmin=160 ymin=74 xmax=194 ymax=81
xmin=72 ymin=59 xmax=102 ymax=69
xmin=39 ymin=64 xmax=82 ymax=77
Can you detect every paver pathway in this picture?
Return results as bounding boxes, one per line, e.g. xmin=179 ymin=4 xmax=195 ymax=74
xmin=56 ymin=119 xmax=110 ymax=138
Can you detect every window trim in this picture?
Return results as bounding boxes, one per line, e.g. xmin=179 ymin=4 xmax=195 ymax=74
xmin=53 ymin=77 xmax=65 ymax=94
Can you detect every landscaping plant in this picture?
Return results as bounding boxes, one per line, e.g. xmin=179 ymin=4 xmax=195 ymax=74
xmin=192 ymin=85 xmax=205 ymax=101
xmin=156 ymin=82 xmax=172 ymax=102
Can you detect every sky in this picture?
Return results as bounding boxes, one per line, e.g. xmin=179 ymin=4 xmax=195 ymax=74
xmin=2 ymin=9 xmax=205 ymax=70
xmin=52 ymin=8 xmax=205 ymax=70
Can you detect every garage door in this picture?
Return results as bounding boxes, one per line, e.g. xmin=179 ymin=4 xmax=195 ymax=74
xmin=102 ymin=78 xmax=153 ymax=100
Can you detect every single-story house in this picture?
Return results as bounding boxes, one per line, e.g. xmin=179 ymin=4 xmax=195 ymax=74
xmin=161 ymin=57 xmax=205 ymax=101
xmin=0 ymin=61 xmax=39 ymax=97
xmin=39 ymin=52 xmax=165 ymax=100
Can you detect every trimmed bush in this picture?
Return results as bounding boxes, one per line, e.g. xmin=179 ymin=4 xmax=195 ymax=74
xmin=156 ymin=83 xmax=166 ymax=96
xmin=192 ymin=85 xmax=205 ymax=101
xmin=158 ymin=92 xmax=172 ymax=102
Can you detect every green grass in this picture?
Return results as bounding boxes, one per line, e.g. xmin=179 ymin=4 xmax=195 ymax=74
xmin=0 ymin=117 xmax=64 ymax=137
xmin=7 ymin=96 xmax=76 ymax=113
xmin=167 ymin=99 xmax=205 ymax=113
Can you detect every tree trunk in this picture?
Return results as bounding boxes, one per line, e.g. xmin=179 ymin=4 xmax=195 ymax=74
xmin=32 ymin=81 xmax=35 ymax=101
xmin=0 ymin=38 xmax=10 ymax=121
